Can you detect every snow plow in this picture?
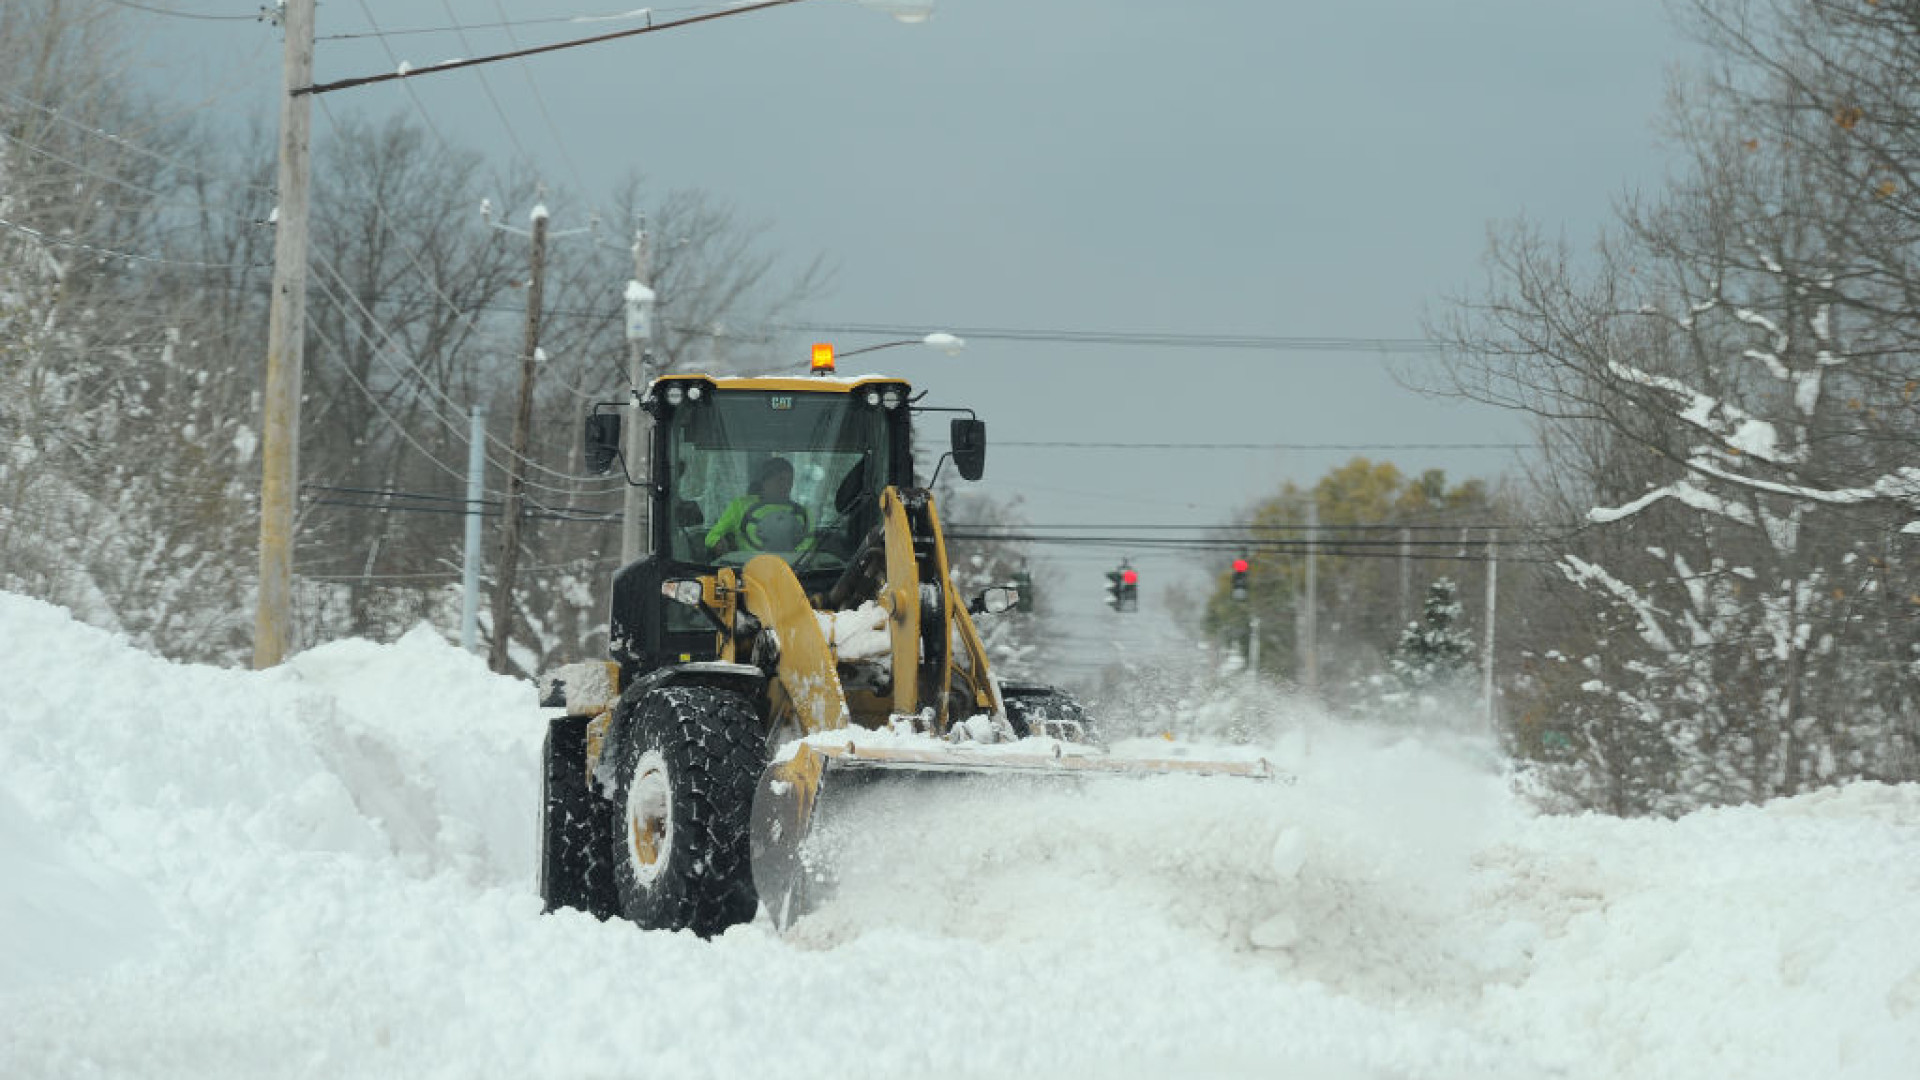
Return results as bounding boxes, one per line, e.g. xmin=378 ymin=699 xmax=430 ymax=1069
xmin=537 ymin=350 xmax=1271 ymax=936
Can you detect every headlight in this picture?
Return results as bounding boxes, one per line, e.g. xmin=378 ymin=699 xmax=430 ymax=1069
xmin=660 ymin=579 xmax=704 ymax=606
xmin=864 ymin=389 xmax=881 ymax=406
xmin=881 ymin=388 xmax=901 ymax=409
xmin=686 ymin=384 xmax=703 ymax=401
xmin=664 ymin=385 xmax=685 ymax=406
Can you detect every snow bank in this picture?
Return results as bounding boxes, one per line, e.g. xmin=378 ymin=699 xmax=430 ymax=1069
xmin=2 ymin=592 xmax=1917 ymax=1079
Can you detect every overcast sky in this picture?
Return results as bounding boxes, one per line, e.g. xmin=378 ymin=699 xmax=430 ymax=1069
xmin=136 ymin=0 xmax=1687 ymax=629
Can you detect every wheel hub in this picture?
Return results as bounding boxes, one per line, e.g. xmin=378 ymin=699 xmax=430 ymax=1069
xmin=624 ymin=750 xmax=672 ymax=885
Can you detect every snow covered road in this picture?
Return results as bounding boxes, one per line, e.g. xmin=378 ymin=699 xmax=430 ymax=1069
xmin=4 ymin=592 xmax=1917 ymax=1079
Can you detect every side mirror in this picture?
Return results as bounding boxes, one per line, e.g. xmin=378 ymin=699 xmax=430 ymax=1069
xmin=951 ymin=417 xmax=986 ymax=482
xmin=968 ymin=585 xmax=1019 ymax=615
xmin=584 ymin=412 xmax=622 ymax=475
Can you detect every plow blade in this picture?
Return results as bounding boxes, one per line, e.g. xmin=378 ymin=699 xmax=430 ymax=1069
xmin=749 ymin=739 xmax=1274 ymax=928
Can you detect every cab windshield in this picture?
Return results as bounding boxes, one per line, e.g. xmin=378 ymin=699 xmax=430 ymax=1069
xmin=663 ymin=389 xmax=890 ymax=570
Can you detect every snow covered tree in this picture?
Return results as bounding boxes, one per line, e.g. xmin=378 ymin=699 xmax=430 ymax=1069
xmin=0 ymin=2 xmax=261 ymax=662
xmin=1437 ymin=0 xmax=1920 ymax=812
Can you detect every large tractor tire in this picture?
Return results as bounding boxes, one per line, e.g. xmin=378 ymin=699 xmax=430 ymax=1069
xmin=538 ymin=715 xmax=619 ymax=919
xmin=609 ymin=685 xmax=767 ymax=937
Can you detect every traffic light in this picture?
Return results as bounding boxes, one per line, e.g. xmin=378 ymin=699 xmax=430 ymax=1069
xmin=1231 ymin=556 xmax=1249 ymax=601
xmin=1012 ymin=569 xmax=1034 ymax=613
xmin=1106 ymin=561 xmax=1140 ymax=612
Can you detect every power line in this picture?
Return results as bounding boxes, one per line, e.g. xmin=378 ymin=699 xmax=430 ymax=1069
xmin=945 ymin=531 xmax=1544 ymax=549
xmin=482 ymin=0 xmax=594 ymax=194
xmin=996 ymin=440 xmax=1525 ymax=451
xmin=955 ymin=521 xmax=1531 ymax=533
xmin=348 ymin=0 xmax=534 ymax=167
xmin=316 ymin=5 xmax=713 ymax=41
xmin=0 ymin=213 xmax=265 ymax=270
xmin=300 ymin=482 xmax=617 ymax=522
xmin=792 ymin=322 xmax=1447 ymax=354
xmin=306 ymin=239 xmax=620 ymax=498
xmin=98 ymin=0 xmax=260 ymax=20
xmin=0 ymin=86 xmax=275 ymax=198
xmin=307 ymin=96 xmax=625 ymax=495
xmin=301 ymin=496 xmax=615 ymax=523
xmin=298 ymin=0 xmax=811 ymax=96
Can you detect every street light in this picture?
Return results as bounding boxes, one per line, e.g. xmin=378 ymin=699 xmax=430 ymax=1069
xmin=855 ymin=0 xmax=936 ymax=21
xmin=834 ymin=333 xmax=968 ymax=359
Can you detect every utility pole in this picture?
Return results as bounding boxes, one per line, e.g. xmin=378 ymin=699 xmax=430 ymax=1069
xmin=489 ymin=205 xmax=549 ymax=674
xmin=253 ymin=0 xmax=315 ymax=669
xmin=1398 ymin=526 xmax=1412 ymax=629
xmin=460 ymin=404 xmax=486 ymax=653
xmin=621 ymin=224 xmax=656 ymax=564
xmin=1299 ymin=501 xmax=1319 ymax=691
xmin=1483 ymin=528 xmax=1499 ymax=736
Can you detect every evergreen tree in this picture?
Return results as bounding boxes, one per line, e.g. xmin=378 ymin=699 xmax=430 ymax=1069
xmin=1389 ymin=577 xmax=1475 ymax=692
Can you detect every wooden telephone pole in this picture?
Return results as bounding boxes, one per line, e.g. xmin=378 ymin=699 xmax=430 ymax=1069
xmin=253 ymin=0 xmax=315 ymax=669
xmin=488 ymin=206 xmax=550 ymax=674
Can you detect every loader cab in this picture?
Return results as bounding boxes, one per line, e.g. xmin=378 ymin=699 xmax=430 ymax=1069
xmin=599 ymin=374 xmax=925 ymax=681
xmin=646 ymin=375 xmax=915 ymax=572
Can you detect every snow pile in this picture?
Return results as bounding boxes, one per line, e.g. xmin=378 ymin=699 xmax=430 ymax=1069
xmin=3 ymin=591 xmax=1918 ymax=1078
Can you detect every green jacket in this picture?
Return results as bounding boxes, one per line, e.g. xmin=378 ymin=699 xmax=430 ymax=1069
xmin=704 ymin=496 xmax=812 ymax=556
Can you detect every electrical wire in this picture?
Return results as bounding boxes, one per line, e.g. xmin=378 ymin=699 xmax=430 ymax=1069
xmin=305 ymin=94 xmax=620 ymax=493
xmin=791 ymin=322 xmax=1448 ymax=355
xmin=300 ymin=483 xmax=620 ymax=522
xmin=290 ymin=484 xmax=1557 ymax=561
xmin=305 ymin=231 xmax=620 ymax=497
xmin=348 ymin=0 xmax=535 ymax=167
xmin=315 ymin=5 xmax=717 ymax=41
xmin=0 ymin=214 xmax=266 ymax=270
xmin=97 ymin=0 xmax=260 ymax=20
xmin=298 ymin=0 xmax=811 ymax=96
xmin=996 ymin=440 xmax=1526 ymax=451
xmin=304 ymin=271 xmax=474 ymax=486
xmin=0 ymin=86 xmax=275 ymax=198
xmin=483 ymin=0 xmax=594 ymax=195
xmin=954 ymin=521 xmax=1535 ymax=533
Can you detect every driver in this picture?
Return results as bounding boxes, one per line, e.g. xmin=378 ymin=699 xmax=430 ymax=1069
xmin=704 ymin=456 xmax=812 ymax=558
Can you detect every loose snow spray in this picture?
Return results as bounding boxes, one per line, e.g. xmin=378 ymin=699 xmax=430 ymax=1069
xmin=783 ymin=688 xmax=1513 ymax=1005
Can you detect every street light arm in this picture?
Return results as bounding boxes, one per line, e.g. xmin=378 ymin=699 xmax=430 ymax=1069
xmin=836 ymin=333 xmax=966 ymax=359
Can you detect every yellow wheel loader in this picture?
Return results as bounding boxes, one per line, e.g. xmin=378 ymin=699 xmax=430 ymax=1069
xmin=537 ymin=355 xmax=1268 ymax=936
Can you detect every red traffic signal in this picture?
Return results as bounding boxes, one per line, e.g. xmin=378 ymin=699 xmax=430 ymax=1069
xmin=1122 ymin=569 xmax=1138 ymax=585
xmin=1232 ymin=558 xmax=1249 ymax=574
